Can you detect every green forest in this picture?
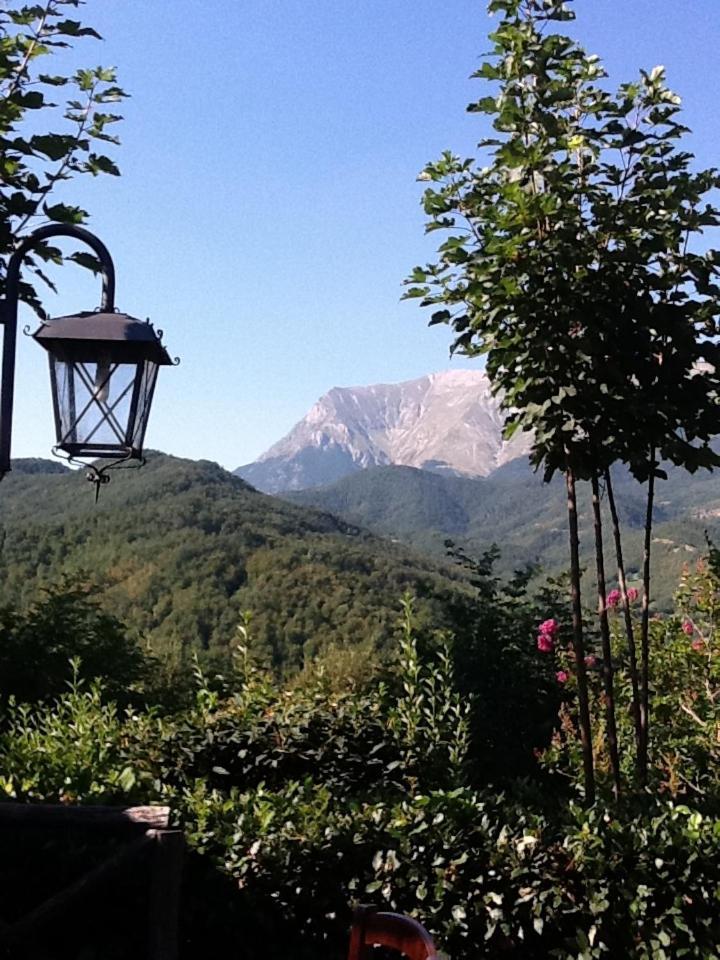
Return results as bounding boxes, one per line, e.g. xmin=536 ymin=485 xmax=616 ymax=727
xmin=3 ymin=0 xmax=720 ymax=957
xmin=289 ymin=455 xmax=720 ymax=607
xmin=0 ymin=455 xmax=473 ymax=675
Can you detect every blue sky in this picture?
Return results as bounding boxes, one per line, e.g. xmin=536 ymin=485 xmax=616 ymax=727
xmin=10 ymin=0 xmax=720 ymax=468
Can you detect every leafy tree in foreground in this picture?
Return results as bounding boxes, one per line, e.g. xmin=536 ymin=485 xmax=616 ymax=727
xmin=407 ymin=0 xmax=720 ymax=798
xmin=0 ymin=583 xmax=146 ymax=707
xmin=0 ymin=0 xmax=127 ymax=312
xmin=442 ymin=542 xmax=564 ymax=780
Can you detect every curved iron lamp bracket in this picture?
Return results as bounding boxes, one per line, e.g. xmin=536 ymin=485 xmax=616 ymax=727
xmin=0 ymin=224 xmax=116 ymax=478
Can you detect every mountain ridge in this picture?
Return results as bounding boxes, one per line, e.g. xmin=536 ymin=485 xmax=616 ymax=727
xmin=286 ymin=459 xmax=720 ymax=607
xmin=236 ymin=370 xmax=531 ymax=493
xmin=0 ymin=451 xmax=472 ymax=671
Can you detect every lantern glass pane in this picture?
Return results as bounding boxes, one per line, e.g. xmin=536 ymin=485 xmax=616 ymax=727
xmin=52 ymin=358 xmax=139 ymax=454
xmin=130 ymin=360 xmax=159 ymax=449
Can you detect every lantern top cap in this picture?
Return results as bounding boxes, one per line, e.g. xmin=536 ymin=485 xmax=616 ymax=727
xmin=33 ymin=310 xmax=173 ymax=365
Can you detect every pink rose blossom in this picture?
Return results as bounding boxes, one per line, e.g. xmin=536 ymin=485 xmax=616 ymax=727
xmin=539 ymin=618 xmax=559 ymax=636
xmin=584 ymin=654 xmax=597 ymax=667
xmin=606 ymin=589 xmax=621 ymax=609
xmin=626 ymin=587 xmax=639 ymax=603
xmin=537 ymin=634 xmax=555 ymax=653
xmin=691 ymin=637 xmax=704 ymax=652
xmin=682 ymin=620 xmax=694 ymax=636
xmin=556 ymin=670 xmax=569 ymax=684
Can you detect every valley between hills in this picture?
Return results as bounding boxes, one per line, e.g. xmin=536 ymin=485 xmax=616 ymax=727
xmin=238 ymin=369 xmax=720 ymax=611
xmin=2 ymin=370 xmax=719 ymax=672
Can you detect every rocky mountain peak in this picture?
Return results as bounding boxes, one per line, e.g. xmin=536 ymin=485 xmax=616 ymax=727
xmin=235 ymin=370 xmax=531 ymax=494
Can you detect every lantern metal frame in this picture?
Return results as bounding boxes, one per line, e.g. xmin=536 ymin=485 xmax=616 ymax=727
xmin=0 ymin=223 xmax=172 ymax=480
xmin=34 ymin=309 xmax=172 ymax=463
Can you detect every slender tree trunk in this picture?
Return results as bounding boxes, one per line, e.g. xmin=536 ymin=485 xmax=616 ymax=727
xmin=565 ymin=465 xmax=595 ymax=803
xmin=591 ymin=473 xmax=621 ymax=797
xmin=638 ymin=459 xmax=656 ymax=785
xmin=604 ymin=467 xmax=642 ymax=774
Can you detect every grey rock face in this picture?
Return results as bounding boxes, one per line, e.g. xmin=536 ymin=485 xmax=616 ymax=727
xmin=236 ymin=370 xmax=531 ymax=493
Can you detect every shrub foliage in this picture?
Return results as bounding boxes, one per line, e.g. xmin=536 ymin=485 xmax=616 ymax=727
xmin=1 ymin=570 xmax=719 ymax=958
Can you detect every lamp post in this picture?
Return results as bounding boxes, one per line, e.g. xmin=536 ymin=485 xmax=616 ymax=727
xmin=0 ymin=223 xmax=174 ymax=486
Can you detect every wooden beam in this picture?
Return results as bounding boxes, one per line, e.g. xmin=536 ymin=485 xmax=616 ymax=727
xmin=148 ymin=829 xmax=184 ymax=960
xmin=0 ymin=803 xmax=170 ymax=830
xmin=1 ymin=833 xmax=153 ymax=942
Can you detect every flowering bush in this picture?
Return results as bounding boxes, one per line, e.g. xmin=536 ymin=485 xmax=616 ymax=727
xmin=537 ymin=553 xmax=720 ymax=799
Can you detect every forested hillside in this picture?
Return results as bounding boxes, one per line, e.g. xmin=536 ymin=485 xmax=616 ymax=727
xmin=0 ymin=454 xmax=471 ymax=672
xmin=288 ymin=457 xmax=720 ymax=606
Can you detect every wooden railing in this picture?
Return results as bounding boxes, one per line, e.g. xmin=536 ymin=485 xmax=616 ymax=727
xmin=0 ymin=803 xmax=183 ymax=959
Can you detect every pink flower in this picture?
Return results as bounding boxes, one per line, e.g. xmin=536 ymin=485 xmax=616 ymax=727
xmin=537 ymin=634 xmax=554 ymax=653
xmin=584 ymin=654 xmax=597 ymax=667
xmin=556 ymin=670 xmax=569 ymax=684
xmin=691 ymin=637 xmax=704 ymax=652
xmin=682 ymin=620 xmax=694 ymax=636
xmin=626 ymin=587 xmax=639 ymax=603
xmin=606 ymin=589 xmax=621 ymax=609
xmin=539 ymin=618 xmax=559 ymax=636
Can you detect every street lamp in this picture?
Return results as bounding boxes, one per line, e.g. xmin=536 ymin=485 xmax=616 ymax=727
xmin=0 ymin=223 xmax=174 ymax=491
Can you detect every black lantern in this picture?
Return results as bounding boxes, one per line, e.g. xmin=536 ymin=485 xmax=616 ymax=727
xmin=32 ymin=310 xmax=173 ymax=462
xmin=0 ymin=224 xmax=175 ymax=484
